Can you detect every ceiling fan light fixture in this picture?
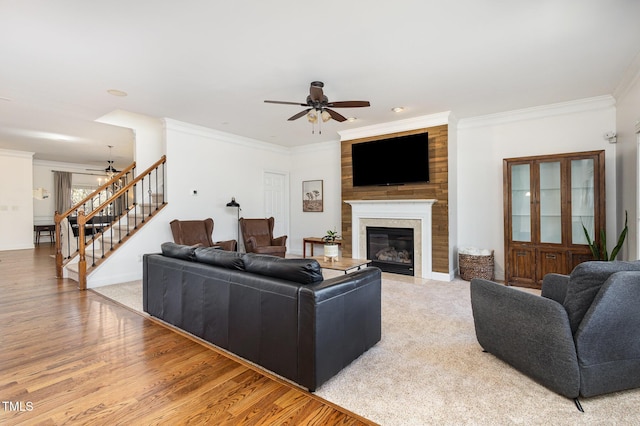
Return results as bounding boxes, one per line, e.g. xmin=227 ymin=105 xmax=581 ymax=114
xmin=307 ymin=110 xmax=318 ymax=123
xmin=321 ymin=110 xmax=331 ymax=122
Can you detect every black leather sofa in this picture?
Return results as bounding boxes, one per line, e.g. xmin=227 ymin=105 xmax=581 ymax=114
xmin=143 ymin=242 xmax=382 ymax=391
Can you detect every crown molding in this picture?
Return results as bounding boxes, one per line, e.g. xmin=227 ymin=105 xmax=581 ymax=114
xmin=164 ymin=118 xmax=291 ymax=155
xmin=0 ymin=148 xmax=34 ymax=159
xmin=337 ymin=112 xmax=451 ymax=141
xmin=290 ymin=139 xmax=340 ymax=154
xmin=457 ymin=95 xmax=616 ymax=129
xmin=33 ymin=159 xmax=98 ymax=170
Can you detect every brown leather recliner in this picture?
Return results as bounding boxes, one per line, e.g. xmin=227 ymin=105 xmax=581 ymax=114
xmin=239 ymin=217 xmax=287 ymax=257
xmin=169 ymin=218 xmax=237 ymax=251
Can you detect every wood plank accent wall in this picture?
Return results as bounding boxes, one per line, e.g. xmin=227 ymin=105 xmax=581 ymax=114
xmin=341 ymin=124 xmax=449 ymax=273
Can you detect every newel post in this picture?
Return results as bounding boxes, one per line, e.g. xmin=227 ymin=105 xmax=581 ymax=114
xmin=77 ymin=210 xmax=87 ymax=290
xmin=54 ymin=211 xmax=63 ymax=278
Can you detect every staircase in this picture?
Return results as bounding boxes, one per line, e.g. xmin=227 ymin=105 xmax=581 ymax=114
xmin=55 ymin=156 xmax=167 ymax=289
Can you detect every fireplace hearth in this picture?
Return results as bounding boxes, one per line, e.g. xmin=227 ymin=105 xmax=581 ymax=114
xmin=366 ymin=226 xmax=414 ymax=276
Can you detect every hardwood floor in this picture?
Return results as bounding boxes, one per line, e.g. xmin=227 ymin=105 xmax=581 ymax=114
xmin=0 ymin=246 xmax=374 ymax=425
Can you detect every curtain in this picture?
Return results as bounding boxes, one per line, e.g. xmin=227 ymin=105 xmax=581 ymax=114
xmin=54 ymin=171 xmax=73 ymax=214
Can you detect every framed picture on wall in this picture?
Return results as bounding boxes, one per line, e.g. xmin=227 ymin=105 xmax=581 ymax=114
xmin=302 ymin=180 xmax=323 ymax=212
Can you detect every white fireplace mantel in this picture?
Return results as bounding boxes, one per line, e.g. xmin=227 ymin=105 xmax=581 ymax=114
xmin=345 ymin=199 xmax=437 ymax=279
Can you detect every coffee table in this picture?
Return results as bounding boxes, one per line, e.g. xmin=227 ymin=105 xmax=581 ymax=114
xmin=311 ymin=256 xmax=372 ymax=274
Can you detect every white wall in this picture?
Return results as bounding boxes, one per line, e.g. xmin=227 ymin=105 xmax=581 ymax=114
xmin=164 ymin=119 xmax=292 ymax=242
xmin=0 ymin=149 xmax=34 ymax=250
xmin=289 ymin=140 xmax=342 ymax=256
xmin=97 ymin=109 xmax=164 ymax=171
xmin=615 ymin=73 xmax=640 ymax=260
xmin=457 ymin=96 xmax=617 ymax=280
xmin=80 ymin=94 xmax=627 ymax=286
xmin=87 ymin=118 xmax=295 ymax=287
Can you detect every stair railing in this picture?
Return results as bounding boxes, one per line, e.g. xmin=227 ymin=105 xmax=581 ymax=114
xmin=55 ymin=156 xmax=166 ymax=289
xmin=55 ymin=164 xmax=135 ymax=275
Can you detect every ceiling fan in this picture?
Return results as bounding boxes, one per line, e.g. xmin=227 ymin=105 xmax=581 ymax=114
xmin=264 ymin=81 xmax=370 ymax=132
xmin=87 ymin=145 xmax=119 ymax=177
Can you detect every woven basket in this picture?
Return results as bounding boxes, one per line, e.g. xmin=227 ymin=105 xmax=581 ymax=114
xmin=459 ymin=251 xmax=494 ymax=281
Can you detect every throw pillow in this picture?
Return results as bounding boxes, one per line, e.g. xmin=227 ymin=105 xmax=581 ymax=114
xmin=194 ymin=247 xmax=244 ymax=270
xmin=243 ymin=253 xmax=323 ymax=284
xmin=161 ymin=242 xmax=197 ymax=261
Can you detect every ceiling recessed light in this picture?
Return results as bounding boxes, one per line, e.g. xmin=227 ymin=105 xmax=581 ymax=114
xmin=107 ymin=89 xmax=128 ymax=97
xmin=391 ymin=107 xmax=404 ymax=113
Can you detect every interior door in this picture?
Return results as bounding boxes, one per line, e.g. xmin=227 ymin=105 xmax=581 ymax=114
xmin=263 ymin=171 xmax=288 ymax=245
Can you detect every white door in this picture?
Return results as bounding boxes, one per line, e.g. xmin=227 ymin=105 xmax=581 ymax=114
xmin=264 ymin=171 xmax=288 ymax=244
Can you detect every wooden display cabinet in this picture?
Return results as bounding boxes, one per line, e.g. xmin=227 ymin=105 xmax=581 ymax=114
xmin=503 ymin=150 xmax=605 ymax=288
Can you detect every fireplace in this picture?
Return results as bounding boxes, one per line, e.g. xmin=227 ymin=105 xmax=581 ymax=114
xmin=366 ymin=227 xmax=414 ymax=276
xmin=345 ymin=199 xmax=437 ymax=279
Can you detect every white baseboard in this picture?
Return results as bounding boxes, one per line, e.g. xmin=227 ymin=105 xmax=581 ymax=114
xmin=431 ymin=271 xmax=454 ymax=282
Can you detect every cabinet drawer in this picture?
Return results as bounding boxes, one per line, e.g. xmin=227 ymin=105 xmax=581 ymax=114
xmin=537 ymin=249 xmax=567 ymax=285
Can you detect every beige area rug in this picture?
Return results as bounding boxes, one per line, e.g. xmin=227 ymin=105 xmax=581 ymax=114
xmin=91 ymin=280 xmax=143 ymax=313
xmin=92 ymin=274 xmax=640 ymax=425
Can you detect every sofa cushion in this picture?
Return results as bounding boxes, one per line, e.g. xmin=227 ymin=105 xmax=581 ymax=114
xmin=161 ymin=242 xmax=197 ymax=261
xmin=242 ymin=253 xmax=323 ymax=284
xmin=564 ymin=260 xmax=640 ymax=333
xmin=194 ymin=246 xmax=244 ymax=270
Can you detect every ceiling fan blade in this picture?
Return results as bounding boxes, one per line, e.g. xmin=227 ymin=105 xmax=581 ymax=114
xmin=325 ymin=108 xmax=347 ymax=122
xmin=264 ymin=100 xmax=308 ymax=106
xmin=288 ymin=109 xmax=312 ymax=121
xmin=326 ymin=101 xmax=371 ymax=108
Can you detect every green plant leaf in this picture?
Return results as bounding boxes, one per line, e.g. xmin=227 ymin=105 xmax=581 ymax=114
xmin=600 ymin=228 xmax=608 ymax=261
xmin=609 ymin=211 xmax=629 ymax=260
xmin=582 ymin=221 xmax=599 ymax=260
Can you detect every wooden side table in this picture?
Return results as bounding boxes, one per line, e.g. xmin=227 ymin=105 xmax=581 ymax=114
xmin=302 ymin=237 xmax=343 ymax=258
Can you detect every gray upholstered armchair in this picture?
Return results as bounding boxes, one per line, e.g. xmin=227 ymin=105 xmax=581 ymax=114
xmin=470 ymin=261 xmax=640 ymax=410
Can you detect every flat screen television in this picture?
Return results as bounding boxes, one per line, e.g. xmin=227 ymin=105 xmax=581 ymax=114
xmin=351 ymin=132 xmax=429 ymax=186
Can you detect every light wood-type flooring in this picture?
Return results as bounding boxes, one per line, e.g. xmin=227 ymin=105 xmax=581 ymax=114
xmin=0 ymin=245 xmax=374 ymax=425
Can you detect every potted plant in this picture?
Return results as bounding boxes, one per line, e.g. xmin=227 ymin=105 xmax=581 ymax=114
xmin=322 ymin=229 xmax=341 ymax=260
xmin=582 ymin=211 xmax=628 ymax=261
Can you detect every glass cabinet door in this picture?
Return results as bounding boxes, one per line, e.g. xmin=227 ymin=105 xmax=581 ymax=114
xmin=571 ymin=158 xmax=595 ymax=244
xmin=539 ymin=161 xmax=562 ymax=243
xmin=511 ymin=164 xmax=531 ymax=242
